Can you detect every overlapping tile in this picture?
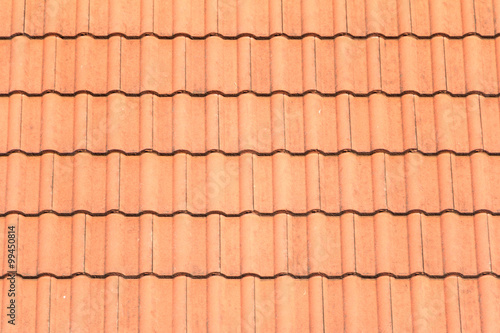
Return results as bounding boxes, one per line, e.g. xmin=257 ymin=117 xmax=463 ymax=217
xmin=1 ymin=0 xmax=499 ymax=37
xmin=0 ymin=275 xmax=498 ymax=332
xmin=2 ymin=152 xmax=500 ymax=215
xmin=1 ymin=36 xmax=500 ymax=95
xmin=2 ymin=94 xmax=500 ymax=155
xmin=1 ymin=212 xmax=498 ymax=277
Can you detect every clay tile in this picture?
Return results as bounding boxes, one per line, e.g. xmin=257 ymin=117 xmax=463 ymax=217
xmin=478 ymin=275 xmax=500 ymax=331
xmin=220 ymin=216 xmax=241 ymax=276
xmin=152 ymin=215 xmax=173 ymax=275
xmin=342 ymin=276 xmax=378 ymax=331
xmin=240 ymin=214 xmax=273 ymax=276
xmin=472 ymin=0 xmax=496 ymax=34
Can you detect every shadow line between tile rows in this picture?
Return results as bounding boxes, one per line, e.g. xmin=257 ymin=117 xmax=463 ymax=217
xmin=2 ymin=271 xmax=499 ymax=280
xmin=3 ymin=89 xmax=500 ymax=98
xmin=1 ymin=149 xmax=498 ymax=157
xmin=2 ymin=209 xmax=499 ymax=218
xmin=2 ymin=31 xmax=500 ymax=41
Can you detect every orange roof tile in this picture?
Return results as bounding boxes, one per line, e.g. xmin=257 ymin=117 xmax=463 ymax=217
xmin=1 ymin=275 xmax=499 ymax=332
xmin=1 ymin=1 xmax=499 ymax=331
xmin=2 ymin=0 xmax=500 ymax=37
xmin=2 ymin=36 xmax=500 ymax=95
xmin=2 ymin=212 xmax=499 ymax=277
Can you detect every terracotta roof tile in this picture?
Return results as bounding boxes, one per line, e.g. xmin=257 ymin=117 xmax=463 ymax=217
xmin=3 ymin=0 xmax=500 ymax=37
xmin=4 ymin=94 xmax=500 ymax=154
xmin=3 ymin=152 xmax=500 ymax=215
xmin=2 ymin=36 xmax=500 ymax=95
xmin=2 ymin=1 xmax=500 ymax=331
xmin=1 ymin=275 xmax=498 ymax=332
xmin=1 ymin=212 xmax=498 ymax=277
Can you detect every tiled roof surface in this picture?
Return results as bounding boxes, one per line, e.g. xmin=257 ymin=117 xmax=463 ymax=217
xmin=2 ymin=213 xmax=500 ymax=277
xmin=1 ymin=0 xmax=500 ymax=332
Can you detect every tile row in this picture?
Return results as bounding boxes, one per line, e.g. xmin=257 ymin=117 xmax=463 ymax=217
xmin=1 ymin=152 xmax=500 ymax=215
xmin=2 ymin=212 xmax=498 ymax=277
xmin=1 ymin=0 xmax=499 ymax=37
xmin=2 ymin=94 xmax=500 ymax=154
xmin=1 ymin=275 xmax=498 ymax=333
xmin=2 ymin=35 xmax=500 ymax=95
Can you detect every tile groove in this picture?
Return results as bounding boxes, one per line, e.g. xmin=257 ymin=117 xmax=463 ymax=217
xmin=408 ymin=0 xmax=413 ymax=33
xmin=218 ymin=215 xmax=221 ymax=272
xmin=19 ymin=96 xmax=23 ymax=148
xmin=286 ymin=214 xmax=289 ymax=273
xmin=378 ymin=37 xmax=382 ymax=89
xmin=119 ymin=37 xmax=122 ymax=91
xmin=117 ymin=277 xmax=120 ymax=333
xmin=22 ymin=0 xmax=26 ymax=33
xmin=253 ymin=277 xmax=256 ymax=333
xmin=151 ymin=96 xmax=155 ymax=149
xmin=486 ymin=214 xmax=493 ymax=272
xmin=347 ymin=95 xmax=352 ymax=149
xmin=83 ymin=215 xmax=86 ymax=273
xmin=87 ymin=0 xmax=90 ymax=32
xmin=477 ymin=95 xmax=484 ymax=149
xmin=53 ymin=37 xmax=58 ymax=90
xmin=443 ymin=37 xmax=448 ymax=91
xmin=449 ymin=153 xmax=455 ymax=210
xmin=85 ymin=95 xmax=89 ymax=150
xmin=389 ymin=278 xmax=394 ymax=333
xmin=352 ymin=215 xmax=357 ymax=272
xmin=456 ymin=277 xmax=463 ymax=333
xmin=321 ymin=277 xmax=326 ymax=333
xmin=412 ymin=95 xmax=418 ymax=150
xmin=419 ymin=213 xmax=425 ymax=272
xmin=151 ymin=215 xmax=154 ymax=271
xmin=50 ymin=153 xmax=55 ymax=210
xmin=48 ymin=277 xmax=52 ymax=333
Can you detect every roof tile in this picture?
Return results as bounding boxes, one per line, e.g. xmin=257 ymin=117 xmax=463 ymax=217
xmin=3 ymin=0 xmax=500 ymax=37
xmin=2 ymin=152 xmax=500 ymax=215
xmin=1 ymin=275 xmax=499 ymax=331
xmin=4 ymin=212 xmax=499 ymax=277
xmin=3 ymin=37 xmax=500 ymax=95
xmin=410 ymin=275 xmax=448 ymax=331
xmin=479 ymin=275 xmax=500 ymax=332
